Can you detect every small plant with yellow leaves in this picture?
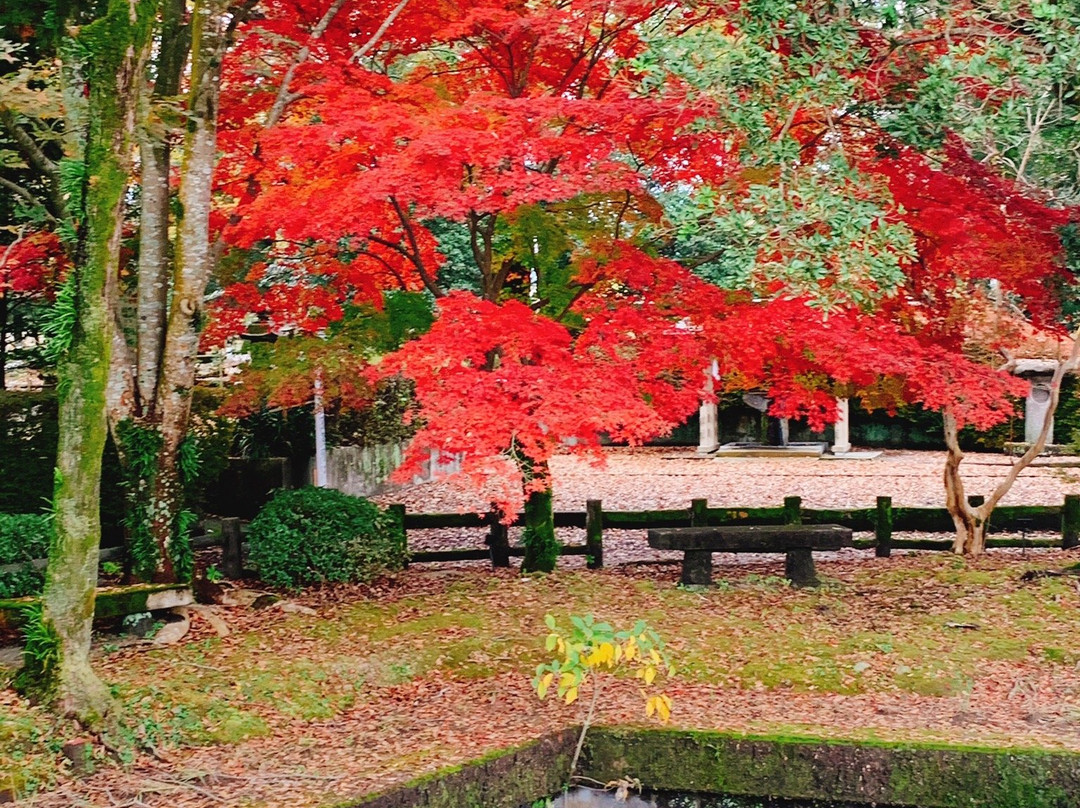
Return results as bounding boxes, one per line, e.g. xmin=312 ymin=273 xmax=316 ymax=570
xmin=533 ymin=614 xmax=675 ymax=779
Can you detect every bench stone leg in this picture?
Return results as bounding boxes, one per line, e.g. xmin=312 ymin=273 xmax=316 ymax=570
xmin=681 ymin=550 xmax=713 ymax=586
xmin=785 ymin=549 xmax=818 ymax=587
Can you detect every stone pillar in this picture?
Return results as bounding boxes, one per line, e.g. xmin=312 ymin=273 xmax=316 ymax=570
xmin=698 ymin=363 xmax=720 ymax=454
xmin=1025 ymin=378 xmax=1054 ymax=444
xmin=698 ymin=399 xmax=720 ymax=454
xmin=832 ymin=397 xmax=851 ymax=454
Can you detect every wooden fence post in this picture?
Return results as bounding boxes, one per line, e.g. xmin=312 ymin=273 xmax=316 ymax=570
xmin=221 ymin=517 xmax=243 ymax=579
xmin=585 ymin=499 xmax=603 ymax=569
xmin=875 ymin=496 xmax=892 ymax=558
xmin=783 ymin=496 xmax=802 ymax=525
xmin=1063 ymin=494 xmax=1080 ymax=550
xmin=690 ymin=498 xmax=708 ymax=527
xmin=387 ymin=504 xmax=408 ymax=569
xmin=488 ymin=506 xmax=511 ymax=568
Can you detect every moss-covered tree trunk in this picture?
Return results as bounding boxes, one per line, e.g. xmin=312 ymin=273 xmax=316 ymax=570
xmin=106 ymin=0 xmax=234 ymax=583
xmin=521 ymin=460 xmax=559 ymax=573
xmin=29 ymin=0 xmax=156 ymax=727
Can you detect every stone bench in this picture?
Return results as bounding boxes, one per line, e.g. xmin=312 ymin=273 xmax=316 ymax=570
xmin=647 ymin=525 xmax=853 ymax=587
xmin=0 ymin=584 xmax=193 ymax=632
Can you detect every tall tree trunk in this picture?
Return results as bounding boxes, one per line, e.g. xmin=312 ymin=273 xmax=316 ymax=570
xmin=106 ymin=0 xmax=194 ymax=583
xmin=521 ymin=459 xmax=559 ymax=573
xmin=144 ymin=0 xmax=232 ymax=583
xmin=943 ymin=413 xmax=987 ymax=554
xmin=29 ymin=0 xmax=155 ymax=728
xmin=135 ymin=0 xmax=187 ymax=414
xmin=0 ymin=292 xmax=7 ymax=391
xmin=944 ymin=332 xmax=1080 ymax=556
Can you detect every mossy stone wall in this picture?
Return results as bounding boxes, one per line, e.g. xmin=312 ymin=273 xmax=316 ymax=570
xmin=344 ymin=728 xmax=577 ymax=808
xmin=580 ymin=728 xmax=1080 ymax=808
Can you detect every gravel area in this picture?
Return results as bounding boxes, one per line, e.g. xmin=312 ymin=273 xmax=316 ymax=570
xmin=374 ymin=448 xmax=1080 ymax=569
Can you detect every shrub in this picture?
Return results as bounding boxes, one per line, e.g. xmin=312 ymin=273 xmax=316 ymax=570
xmin=247 ymin=487 xmax=406 ymax=588
xmin=0 ymin=514 xmax=52 ymax=599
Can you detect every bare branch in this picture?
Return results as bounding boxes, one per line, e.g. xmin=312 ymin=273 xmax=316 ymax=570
xmin=0 ymin=176 xmax=56 ymax=222
xmin=265 ymin=0 xmax=350 ymax=128
xmin=352 ymin=0 xmax=412 ymax=63
xmin=983 ymin=332 xmax=1080 ymax=514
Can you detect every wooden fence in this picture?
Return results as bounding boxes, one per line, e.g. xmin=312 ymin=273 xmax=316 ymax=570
xmin=206 ymin=493 xmax=1080 ymax=575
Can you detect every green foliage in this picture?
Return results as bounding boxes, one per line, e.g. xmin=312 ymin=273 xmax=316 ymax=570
xmin=0 ymin=391 xmax=56 ymax=514
xmin=534 ymin=613 xmax=674 ymax=719
xmin=0 ymin=514 xmax=51 ymax=598
xmin=383 ymin=291 xmax=435 ymax=349
xmin=13 ymin=603 xmax=59 ymax=701
xmin=327 ymin=376 xmax=420 ymax=449
xmin=40 ymin=273 xmax=77 ymax=363
xmin=115 ymin=419 xmax=163 ymax=581
xmin=521 ymin=489 xmax=559 ymax=574
xmin=232 ymin=406 xmax=315 ymax=461
xmin=247 ymin=487 xmax=406 ymax=588
xmin=0 ymin=390 xmax=124 ymax=532
xmin=187 ymin=387 xmax=236 ymax=506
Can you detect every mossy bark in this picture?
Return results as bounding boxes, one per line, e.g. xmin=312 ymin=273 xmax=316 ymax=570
xmin=106 ymin=0 xmax=231 ymax=584
xmin=521 ymin=487 xmax=559 ymax=573
xmin=33 ymin=0 xmax=156 ymax=727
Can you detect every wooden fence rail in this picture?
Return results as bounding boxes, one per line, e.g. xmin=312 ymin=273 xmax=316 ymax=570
xmin=398 ymin=493 xmax=1080 ymax=567
xmin=7 ymin=494 xmax=1077 ymax=581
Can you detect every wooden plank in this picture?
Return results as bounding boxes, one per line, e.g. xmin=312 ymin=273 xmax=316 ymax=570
xmin=554 ymin=511 xmax=587 ymax=528
xmin=704 ymin=507 xmax=786 ymax=526
xmin=648 ymin=525 xmax=852 ymax=552
xmin=889 ymin=538 xmax=953 ymax=551
xmin=585 ymin=500 xmax=603 ymax=569
xmin=602 ymin=509 xmax=691 ymax=529
xmin=1065 ymin=495 xmax=1080 ymax=549
xmin=892 ymin=507 xmax=955 ymax=533
xmin=802 ymin=508 xmax=876 ymax=531
xmin=410 ymin=548 xmax=491 ymax=562
xmin=404 ymin=512 xmax=489 ymax=529
xmin=783 ymin=496 xmax=802 ymax=526
xmin=875 ymin=497 xmax=892 ymax=559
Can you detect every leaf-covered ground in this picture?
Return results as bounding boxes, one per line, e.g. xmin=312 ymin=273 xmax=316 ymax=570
xmin=3 ymin=448 xmax=1080 ymax=805
xmin=5 ymin=553 xmax=1080 ymax=806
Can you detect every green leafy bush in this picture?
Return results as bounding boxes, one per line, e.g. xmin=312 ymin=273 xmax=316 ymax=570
xmin=0 ymin=514 xmax=52 ymax=599
xmin=247 ymin=487 xmax=406 ymax=588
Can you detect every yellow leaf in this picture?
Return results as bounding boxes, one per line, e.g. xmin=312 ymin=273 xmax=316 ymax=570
xmin=625 ymin=639 xmax=637 ymax=660
xmin=599 ymin=642 xmax=615 ymax=666
xmin=565 ymin=686 xmax=578 ymax=705
xmin=650 ymin=649 xmax=661 ymax=664
xmin=538 ymin=672 xmax=553 ymax=699
xmin=657 ymin=695 xmax=671 ymax=722
xmin=645 ymin=696 xmax=656 ymax=717
xmin=644 ymin=666 xmax=656 ymax=685
xmin=560 ymin=672 xmax=576 ymax=690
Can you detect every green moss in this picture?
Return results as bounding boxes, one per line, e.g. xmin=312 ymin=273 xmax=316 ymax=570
xmin=522 ymin=488 xmax=559 ymax=573
xmin=580 ymin=728 xmax=1080 ymax=808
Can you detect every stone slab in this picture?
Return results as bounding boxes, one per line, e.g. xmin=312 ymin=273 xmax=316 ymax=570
xmin=714 ymin=441 xmax=827 ymax=458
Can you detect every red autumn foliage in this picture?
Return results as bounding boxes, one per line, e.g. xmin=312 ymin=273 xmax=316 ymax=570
xmin=200 ymin=0 xmax=1075 ymax=516
xmin=0 ymin=230 xmax=66 ymax=298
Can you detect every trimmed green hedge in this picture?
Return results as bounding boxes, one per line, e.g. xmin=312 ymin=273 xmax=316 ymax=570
xmin=0 ymin=514 xmax=52 ymax=598
xmin=248 ymin=487 xmax=407 ymax=588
